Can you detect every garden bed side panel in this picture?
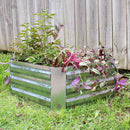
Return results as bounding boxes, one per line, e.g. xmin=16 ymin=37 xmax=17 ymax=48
xmin=10 ymin=60 xmax=116 ymax=109
xmin=65 ymin=67 xmax=116 ymax=107
xmin=10 ymin=60 xmax=51 ymax=107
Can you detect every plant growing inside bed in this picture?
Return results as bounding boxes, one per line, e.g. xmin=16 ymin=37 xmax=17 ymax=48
xmin=9 ymin=10 xmax=126 ymax=109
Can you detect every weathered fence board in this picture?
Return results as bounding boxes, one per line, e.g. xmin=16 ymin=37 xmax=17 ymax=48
xmin=64 ymin=0 xmax=75 ymax=47
xmin=34 ymin=0 xmax=45 ymax=21
xmin=75 ymin=0 xmax=87 ymax=49
xmin=86 ymin=0 xmax=98 ymax=49
xmin=113 ymin=0 xmax=127 ymax=69
xmin=128 ymin=0 xmax=130 ymax=70
xmin=12 ymin=0 xmax=19 ymax=40
xmin=0 ymin=0 xmax=129 ymax=69
xmin=4 ymin=0 xmax=13 ymax=50
xmin=17 ymin=0 xmax=28 ymax=31
xmin=49 ymin=0 xmax=64 ymax=45
xmin=0 ymin=0 xmax=8 ymax=50
xmin=99 ymin=0 xmax=112 ymax=51
xmin=27 ymin=0 xmax=35 ymax=24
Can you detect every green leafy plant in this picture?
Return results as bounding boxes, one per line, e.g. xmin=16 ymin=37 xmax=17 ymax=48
xmin=10 ymin=10 xmax=128 ymax=92
xmin=11 ymin=10 xmax=63 ymax=65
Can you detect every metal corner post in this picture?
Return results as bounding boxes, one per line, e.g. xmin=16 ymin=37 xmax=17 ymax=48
xmin=51 ymin=67 xmax=66 ymax=109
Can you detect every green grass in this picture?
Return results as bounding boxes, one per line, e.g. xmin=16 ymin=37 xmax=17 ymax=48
xmin=0 ymin=53 xmax=130 ymax=130
xmin=0 ymin=53 xmax=12 ymax=92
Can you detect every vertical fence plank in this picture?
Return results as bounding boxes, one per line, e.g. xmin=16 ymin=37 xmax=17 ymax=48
xmin=113 ymin=0 xmax=127 ymax=69
xmin=64 ymin=0 xmax=75 ymax=47
xmin=4 ymin=0 xmax=13 ymax=50
xmin=27 ymin=0 xmax=35 ymax=25
xmin=99 ymin=0 xmax=112 ymax=52
xmin=17 ymin=0 xmax=28 ymax=31
xmin=86 ymin=0 xmax=98 ymax=49
xmin=128 ymin=0 xmax=130 ymax=69
xmin=12 ymin=0 xmax=19 ymax=40
xmin=0 ymin=25 xmax=2 ymax=50
xmin=34 ymin=0 xmax=45 ymax=12
xmin=34 ymin=0 xmax=45 ymax=21
xmin=49 ymin=0 xmax=64 ymax=45
xmin=0 ymin=0 xmax=7 ymax=50
xmin=75 ymin=0 xmax=86 ymax=49
xmin=45 ymin=0 xmax=49 ymax=11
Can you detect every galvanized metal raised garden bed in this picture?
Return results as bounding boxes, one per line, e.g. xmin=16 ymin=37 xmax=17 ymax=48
xmin=10 ymin=59 xmax=116 ymax=109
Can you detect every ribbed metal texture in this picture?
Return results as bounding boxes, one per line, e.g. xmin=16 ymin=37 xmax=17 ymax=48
xmin=10 ymin=60 xmax=116 ymax=109
xmin=10 ymin=60 xmax=51 ymax=107
xmin=65 ymin=65 xmax=116 ymax=107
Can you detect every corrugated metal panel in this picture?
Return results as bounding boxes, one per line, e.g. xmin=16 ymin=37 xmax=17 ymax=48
xmin=10 ymin=60 xmax=51 ymax=105
xmin=10 ymin=60 xmax=116 ymax=109
xmin=66 ymin=65 xmax=116 ymax=106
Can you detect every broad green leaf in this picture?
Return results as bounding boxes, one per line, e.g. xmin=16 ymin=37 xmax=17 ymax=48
xmin=91 ymin=68 xmax=100 ymax=75
xmin=79 ymin=62 xmax=87 ymax=66
xmin=85 ymin=60 xmax=91 ymax=64
xmin=100 ymin=82 xmax=105 ymax=88
xmin=25 ymin=56 xmax=35 ymax=63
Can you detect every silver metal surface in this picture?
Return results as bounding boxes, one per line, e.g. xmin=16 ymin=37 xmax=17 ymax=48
xmin=66 ymin=89 xmax=110 ymax=103
xmin=10 ymin=60 xmax=52 ymax=106
xmin=10 ymin=60 xmax=116 ymax=109
xmin=11 ymin=75 xmax=51 ymax=89
xmin=12 ymin=73 xmax=51 ymax=85
xmin=51 ymin=67 xmax=66 ymax=109
xmin=11 ymin=86 xmax=51 ymax=102
xmin=10 ymin=60 xmax=51 ymax=71
xmin=10 ymin=64 xmax=51 ymax=75
xmin=10 ymin=67 xmax=51 ymax=81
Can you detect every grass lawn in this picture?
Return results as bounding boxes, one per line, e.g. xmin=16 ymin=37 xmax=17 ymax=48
xmin=0 ymin=53 xmax=130 ymax=130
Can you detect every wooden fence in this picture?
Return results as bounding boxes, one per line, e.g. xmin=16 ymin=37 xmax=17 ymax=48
xmin=0 ymin=0 xmax=130 ymax=70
